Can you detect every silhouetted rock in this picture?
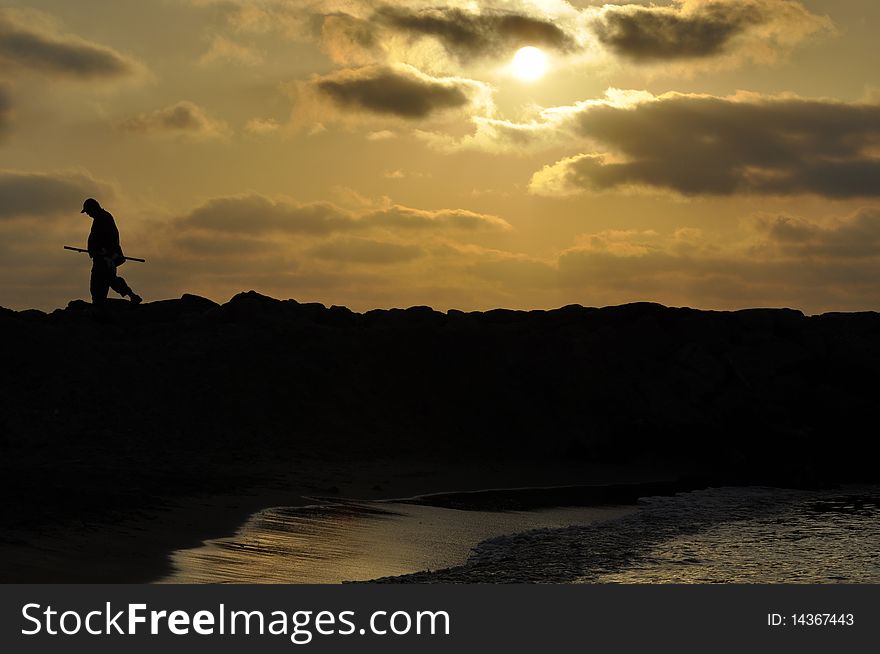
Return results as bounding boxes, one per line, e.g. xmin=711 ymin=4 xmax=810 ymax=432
xmin=2 ymin=293 xmax=879 ymax=529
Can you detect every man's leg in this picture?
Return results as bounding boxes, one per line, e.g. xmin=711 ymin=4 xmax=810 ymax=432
xmin=112 ymin=276 xmax=142 ymax=304
xmin=90 ymin=259 xmax=111 ymax=304
xmin=109 ymin=269 xmax=142 ymax=304
xmin=109 ymin=274 xmax=132 ymax=298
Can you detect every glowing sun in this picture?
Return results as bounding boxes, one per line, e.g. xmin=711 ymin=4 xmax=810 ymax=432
xmin=511 ymin=46 xmax=547 ymax=81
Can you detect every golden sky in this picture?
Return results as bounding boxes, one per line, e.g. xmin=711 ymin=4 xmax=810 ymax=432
xmin=1 ymin=0 xmax=879 ymax=313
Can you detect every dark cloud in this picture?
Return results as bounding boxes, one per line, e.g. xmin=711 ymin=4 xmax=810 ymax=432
xmin=212 ymin=0 xmax=827 ymax=71
xmin=310 ymin=237 xmax=423 ymax=264
xmin=0 ymin=170 xmax=114 ymax=220
xmin=592 ymin=2 xmax=761 ymax=61
xmin=753 ymin=209 xmax=880 ymax=259
xmin=530 ymin=93 xmax=880 ymax=198
xmin=0 ymin=10 xmax=138 ymax=80
xmin=374 ymin=5 xmax=577 ymax=60
xmin=120 ymin=101 xmax=229 ymax=140
xmin=183 ymin=195 xmax=356 ymax=235
xmin=180 ymin=194 xmax=510 ymax=236
xmin=590 ymin=0 xmax=831 ymax=63
xmin=0 ymin=84 xmax=11 ymax=137
xmin=312 ymin=65 xmax=485 ymax=119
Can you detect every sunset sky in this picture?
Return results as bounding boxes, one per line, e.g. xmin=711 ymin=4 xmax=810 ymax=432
xmin=1 ymin=0 xmax=878 ymax=312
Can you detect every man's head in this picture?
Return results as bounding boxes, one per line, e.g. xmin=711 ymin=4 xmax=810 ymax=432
xmin=81 ymin=198 xmax=101 ymax=218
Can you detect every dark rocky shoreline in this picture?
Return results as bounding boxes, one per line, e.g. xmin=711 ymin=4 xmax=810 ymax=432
xmin=2 ymin=292 xmax=879 ymax=535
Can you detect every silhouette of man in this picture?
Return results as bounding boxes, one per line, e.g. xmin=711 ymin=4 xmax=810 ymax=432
xmin=81 ymin=198 xmax=142 ymax=305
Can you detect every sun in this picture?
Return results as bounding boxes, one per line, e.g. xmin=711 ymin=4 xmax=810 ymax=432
xmin=511 ymin=46 xmax=547 ymax=82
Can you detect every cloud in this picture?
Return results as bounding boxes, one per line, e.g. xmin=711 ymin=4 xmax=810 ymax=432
xmin=416 ymin=108 xmax=581 ymax=154
xmin=373 ymin=5 xmax=578 ymax=61
xmin=367 ymin=130 xmax=396 ymax=141
xmin=201 ymin=0 xmax=827 ymax=74
xmin=590 ymin=0 xmax=832 ymax=64
xmin=592 ymin=1 xmax=758 ymax=61
xmin=0 ymin=84 xmax=11 ymax=137
xmin=183 ymin=195 xmax=355 ymax=235
xmin=174 ymin=232 xmax=279 ymax=258
xmin=178 ymin=193 xmax=511 ymax=236
xmin=310 ymin=64 xmax=492 ymax=120
xmin=0 ymin=170 xmax=114 ymax=220
xmin=0 ymin=8 xmax=143 ymax=80
xmin=364 ymin=205 xmax=511 ymax=231
xmin=198 ymin=35 xmax=263 ymax=66
xmin=120 ymin=101 xmax=231 ymax=141
xmin=552 ymin=210 xmax=880 ymax=312
xmin=527 ymin=91 xmax=880 ymax=199
xmin=751 ymin=209 xmax=880 ymax=259
xmin=319 ymin=12 xmax=381 ymax=66
xmin=309 ymin=237 xmax=423 ymax=264
xmin=205 ymin=1 xmax=583 ymax=67
xmin=155 ymin=192 xmax=512 ymax=304
xmin=245 ymin=118 xmax=281 ymax=136
xmin=384 ymin=169 xmax=429 ymax=179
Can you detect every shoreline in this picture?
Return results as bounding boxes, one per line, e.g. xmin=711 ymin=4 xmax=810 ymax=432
xmin=377 ymin=484 xmax=880 ymax=584
xmin=0 ymin=457 xmax=678 ymax=583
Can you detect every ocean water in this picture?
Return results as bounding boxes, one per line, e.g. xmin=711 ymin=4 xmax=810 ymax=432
xmin=392 ymin=485 xmax=880 ymax=583
xmin=162 ymin=485 xmax=880 ymax=584
xmin=590 ymin=486 xmax=880 ymax=584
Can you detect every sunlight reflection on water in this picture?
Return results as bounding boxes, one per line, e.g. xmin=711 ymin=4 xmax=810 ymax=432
xmin=161 ymin=500 xmax=631 ymax=584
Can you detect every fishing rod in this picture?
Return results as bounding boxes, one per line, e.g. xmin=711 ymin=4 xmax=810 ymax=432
xmin=64 ymin=246 xmax=146 ymax=263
